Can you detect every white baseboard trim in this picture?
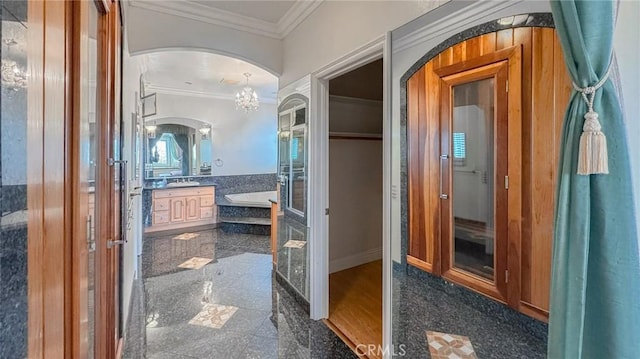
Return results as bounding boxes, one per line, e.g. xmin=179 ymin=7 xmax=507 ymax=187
xmin=329 ymin=247 xmax=383 ymax=274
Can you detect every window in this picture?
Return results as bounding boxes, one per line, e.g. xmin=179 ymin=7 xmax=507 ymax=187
xmin=151 ymin=133 xmax=182 ymax=169
xmin=155 ymin=140 xmax=168 ymax=164
xmin=453 ymin=132 xmax=466 ymax=165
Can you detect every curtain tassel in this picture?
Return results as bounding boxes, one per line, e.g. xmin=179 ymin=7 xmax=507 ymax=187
xmin=573 ymin=67 xmax=611 ymax=175
xmin=577 ymin=111 xmax=608 ymax=175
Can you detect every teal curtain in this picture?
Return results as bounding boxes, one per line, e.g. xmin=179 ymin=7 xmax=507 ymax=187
xmin=550 ymin=1 xmax=640 ymax=358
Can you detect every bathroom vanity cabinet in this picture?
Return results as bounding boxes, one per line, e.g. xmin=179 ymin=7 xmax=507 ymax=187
xmin=148 ymin=186 xmax=217 ymax=232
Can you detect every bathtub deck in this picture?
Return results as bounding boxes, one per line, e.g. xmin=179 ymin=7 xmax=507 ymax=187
xmin=223 ymin=191 xmax=277 ymax=208
xmin=218 ymin=217 xmax=271 ymax=225
xmin=216 ymin=197 xmax=272 ymax=208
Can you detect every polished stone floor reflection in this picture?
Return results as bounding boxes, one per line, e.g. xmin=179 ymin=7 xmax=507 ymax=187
xmin=142 ymin=229 xmax=276 ymax=358
xmin=276 ymin=217 xmax=309 ymax=300
xmin=131 ymin=228 xmax=355 ymax=359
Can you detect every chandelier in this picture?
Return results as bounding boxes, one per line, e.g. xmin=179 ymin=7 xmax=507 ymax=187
xmin=235 ymin=72 xmax=259 ymax=112
xmin=1 ymin=59 xmax=27 ymax=91
xmin=2 ymin=37 xmax=27 ymax=91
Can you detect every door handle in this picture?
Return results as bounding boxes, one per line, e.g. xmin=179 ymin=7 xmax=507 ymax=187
xmin=279 ymin=174 xmax=288 ymax=186
xmin=107 ymin=239 xmax=125 ymax=248
xmin=440 ymin=154 xmax=449 ymax=200
xmin=87 ymin=215 xmax=95 ymax=251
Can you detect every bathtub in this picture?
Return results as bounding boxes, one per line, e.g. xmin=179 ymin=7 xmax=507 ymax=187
xmin=224 ymin=191 xmax=277 ymax=207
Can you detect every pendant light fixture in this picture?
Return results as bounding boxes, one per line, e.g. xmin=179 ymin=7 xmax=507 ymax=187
xmin=235 ymin=72 xmax=259 ymax=113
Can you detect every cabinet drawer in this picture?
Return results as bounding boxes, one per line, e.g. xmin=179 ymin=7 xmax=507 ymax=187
xmin=200 ymin=207 xmax=213 ymax=219
xmin=200 ymin=196 xmax=214 ymax=207
xmin=153 ymin=211 xmax=170 ymax=225
xmin=154 ymin=198 xmax=170 ymax=211
xmin=195 ymin=187 xmax=214 ymax=196
xmin=154 ymin=190 xmax=181 ymax=199
xmin=153 ymin=186 xmax=215 ymax=198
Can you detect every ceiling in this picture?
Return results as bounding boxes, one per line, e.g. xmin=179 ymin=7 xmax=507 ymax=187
xmin=191 ymin=1 xmax=296 ymax=23
xmin=140 ymin=51 xmax=279 ymax=102
xmin=128 ymin=0 xmax=323 ymax=39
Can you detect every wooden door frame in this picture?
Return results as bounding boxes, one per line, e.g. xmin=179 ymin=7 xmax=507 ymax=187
xmin=434 ymin=45 xmax=522 ymax=307
xmin=27 ymin=1 xmax=59 ymax=357
xmin=95 ymin=0 xmax=124 ymax=358
xmin=74 ymin=0 xmax=123 ymax=358
xmin=26 ymin=0 xmax=122 ymax=357
xmin=438 ymin=60 xmax=510 ymax=302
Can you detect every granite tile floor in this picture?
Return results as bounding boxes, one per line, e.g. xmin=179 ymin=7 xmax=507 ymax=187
xmin=134 ymin=228 xmax=356 ymax=359
xmin=392 ymin=265 xmax=547 ymax=358
xmin=142 ymin=229 xmax=276 ymax=358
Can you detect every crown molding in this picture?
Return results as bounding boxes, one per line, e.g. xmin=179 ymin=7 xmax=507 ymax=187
xmin=129 ymin=0 xmax=280 ymax=39
xmin=129 ymin=0 xmax=323 ymax=40
xmin=393 ymin=0 xmax=526 ymax=53
xmin=278 ymin=0 xmax=324 ymax=38
xmin=147 ymin=83 xmax=277 ymax=104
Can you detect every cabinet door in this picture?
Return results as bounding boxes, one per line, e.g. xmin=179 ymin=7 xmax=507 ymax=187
xmin=185 ymin=196 xmax=200 ymax=221
xmin=153 ymin=211 xmax=170 ymax=225
xmin=170 ymin=198 xmax=186 ymax=222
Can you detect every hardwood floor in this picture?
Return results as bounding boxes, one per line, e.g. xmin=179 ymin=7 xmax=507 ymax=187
xmin=327 ymin=260 xmax=382 ymax=358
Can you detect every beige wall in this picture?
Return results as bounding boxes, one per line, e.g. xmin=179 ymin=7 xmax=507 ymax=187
xmin=280 ymin=0 xmax=448 ymax=87
xmin=329 ymin=97 xmax=383 ymax=273
xmin=121 ymin=34 xmax=143 ymax=332
xmin=124 ymin=4 xmax=283 ymax=75
xmin=151 ymin=93 xmax=278 ymax=176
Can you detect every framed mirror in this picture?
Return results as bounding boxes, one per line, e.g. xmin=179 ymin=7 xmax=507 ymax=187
xmin=144 ymin=122 xmax=213 ymax=178
xmin=142 ymin=93 xmax=156 ymax=117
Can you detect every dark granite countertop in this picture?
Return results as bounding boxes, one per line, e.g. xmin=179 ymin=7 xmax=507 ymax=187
xmin=143 ymin=183 xmax=217 ymax=191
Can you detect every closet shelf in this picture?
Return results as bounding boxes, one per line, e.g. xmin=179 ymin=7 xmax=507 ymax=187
xmin=329 ymin=132 xmax=383 ymax=140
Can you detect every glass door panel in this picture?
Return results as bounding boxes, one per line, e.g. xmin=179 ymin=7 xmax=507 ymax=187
xmin=451 ymin=78 xmax=495 ymax=280
xmin=289 ymin=126 xmax=306 ymax=214
xmin=440 ymin=59 xmax=509 ymax=301
xmin=0 ymin=1 xmax=29 ymax=357
xmin=278 ymin=113 xmax=291 ymax=207
xmin=83 ymin=3 xmax=100 ymax=356
xmin=277 ymin=100 xmax=308 ymax=219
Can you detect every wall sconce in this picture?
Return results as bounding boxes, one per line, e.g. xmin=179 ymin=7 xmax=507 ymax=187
xmin=199 ymin=127 xmax=211 ymax=139
xmin=145 ymin=124 xmax=157 ymax=139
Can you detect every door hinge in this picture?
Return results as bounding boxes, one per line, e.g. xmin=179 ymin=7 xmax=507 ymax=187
xmin=504 ymin=175 xmax=509 ymax=190
xmin=107 ymin=239 xmax=125 ymax=248
xmin=325 ymin=208 xmax=329 ymax=215
xmin=506 ymin=80 xmax=509 ymax=93
xmin=505 ymin=270 xmax=509 ymax=283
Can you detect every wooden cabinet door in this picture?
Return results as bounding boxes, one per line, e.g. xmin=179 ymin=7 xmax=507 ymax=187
xmin=170 ymin=199 xmax=186 ymax=222
xmin=185 ymin=196 xmax=200 ymax=221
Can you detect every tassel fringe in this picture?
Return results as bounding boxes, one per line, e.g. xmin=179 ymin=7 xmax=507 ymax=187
xmin=577 ymin=111 xmax=609 ymax=175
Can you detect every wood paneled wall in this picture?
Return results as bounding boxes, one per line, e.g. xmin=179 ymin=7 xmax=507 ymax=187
xmin=406 ymin=28 xmax=571 ymax=321
xmin=27 ymin=1 xmax=71 ymax=357
xmin=27 ymin=0 xmax=122 ymax=357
